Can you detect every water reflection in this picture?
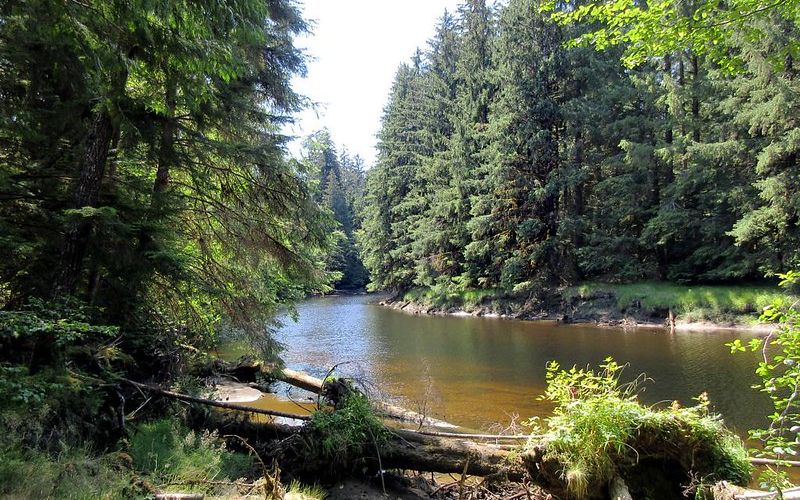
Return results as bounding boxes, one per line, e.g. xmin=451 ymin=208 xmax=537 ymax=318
xmin=269 ymin=294 xmax=769 ymax=433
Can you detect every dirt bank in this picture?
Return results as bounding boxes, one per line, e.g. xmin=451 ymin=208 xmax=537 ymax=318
xmin=380 ymin=290 xmax=776 ymax=333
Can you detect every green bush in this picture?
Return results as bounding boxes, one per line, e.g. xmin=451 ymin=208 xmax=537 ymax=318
xmin=729 ymin=271 xmax=800 ymax=490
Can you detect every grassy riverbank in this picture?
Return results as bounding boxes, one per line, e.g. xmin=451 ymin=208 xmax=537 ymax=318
xmin=395 ymin=281 xmax=788 ymax=327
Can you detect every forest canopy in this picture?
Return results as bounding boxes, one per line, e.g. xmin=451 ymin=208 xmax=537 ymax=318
xmin=359 ymin=0 xmax=800 ymax=293
xmin=0 ymin=0 xmax=332 ymax=363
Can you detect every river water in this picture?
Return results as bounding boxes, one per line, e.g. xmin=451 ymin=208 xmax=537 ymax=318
xmin=230 ymin=293 xmax=771 ymax=434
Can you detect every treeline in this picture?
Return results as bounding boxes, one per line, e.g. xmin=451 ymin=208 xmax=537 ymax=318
xmin=302 ymin=130 xmax=369 ymax=290
xmin=0 ymin=0 xmax=329 ymax=367
xmin=359 ymin=0 xmax=800 ymax=293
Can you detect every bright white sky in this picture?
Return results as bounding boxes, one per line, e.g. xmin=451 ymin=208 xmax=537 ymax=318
xmin=286 ymin=0 xmax=462 ymax=167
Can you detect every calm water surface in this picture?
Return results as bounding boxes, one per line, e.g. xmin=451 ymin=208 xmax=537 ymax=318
xmin=246 ymin=294 xmax=770 ymax=433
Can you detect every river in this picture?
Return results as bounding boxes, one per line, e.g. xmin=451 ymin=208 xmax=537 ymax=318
xmin=224 ymin=293 xmax=771 ymax=434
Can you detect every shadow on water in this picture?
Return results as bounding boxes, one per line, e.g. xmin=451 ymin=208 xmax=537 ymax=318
xmin=229 ymin=294 xmax=771 ymax=434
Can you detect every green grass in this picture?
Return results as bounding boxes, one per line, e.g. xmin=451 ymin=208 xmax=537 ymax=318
xmin=402 ymin=286 xmax=502 ymax=309
xmin=128 ymin=418 xmax=255 ymax=493
xmin=0 ymin=445 xmax=133 ymax=499
xmin=402 ymin=281 xmax=788 ymax=324
xmin=567 ymin=281 xmax=786 ymax=323
xmin=286 ymin=480 xmax=327 ymax=499
xmin=0 ymin=418 xmax=257 ymax=499
xmin=528 ymin=359 xmax=752 ymax=497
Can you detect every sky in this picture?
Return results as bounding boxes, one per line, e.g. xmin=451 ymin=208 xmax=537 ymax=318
xmin=286 ymin=0 xmax=462 ymax=167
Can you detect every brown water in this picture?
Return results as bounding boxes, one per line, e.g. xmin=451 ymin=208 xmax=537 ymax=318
xmin=228 ymin=294 xmax=771 ymax=434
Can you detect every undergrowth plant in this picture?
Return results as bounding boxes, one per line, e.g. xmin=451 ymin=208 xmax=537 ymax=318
xmin=527 ymin=358 xmax=751 ymax=498
xmin=729 ymin=271 xmax=800 ymax=491
xmin=305 ymin=390 xmax=388 ymax=473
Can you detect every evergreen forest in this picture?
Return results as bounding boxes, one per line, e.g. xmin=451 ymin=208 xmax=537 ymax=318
xmin=360 ymin=0 xmax=800 ymax=294
xmin=1 ymin=0 xmax=800 ymax=498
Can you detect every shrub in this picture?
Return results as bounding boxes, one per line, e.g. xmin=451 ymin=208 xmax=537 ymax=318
xmin=729 ymin=271 xmax=800 ymax=491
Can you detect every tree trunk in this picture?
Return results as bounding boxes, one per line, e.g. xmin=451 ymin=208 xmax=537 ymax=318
xmin=691 ymin=54 xmax=700 ymax=142
xmin=153 ymin=73 xmax=176 ymax=202
xmin=52 ymin=109 xmax=115 ymax=297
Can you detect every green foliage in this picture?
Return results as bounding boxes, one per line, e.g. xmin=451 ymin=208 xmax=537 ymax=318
xmin=361 ymin=0 xmax=799 ymax=295
xmin=0 ymin=0 xmax=329 ymax=368
xmin=0 ymin=300 xmax=130 ymax=446
xmin=402 ymin=286 xmax=503 ymax=309
xmin=529 ymin=358 xmax=752 ymax=497
xmin=728 ymin=271 xmax=800 ymax=490
xmin=0 ymin=417 xmax=257 ymax=499
xmin=302 ymin=130 xmax=369 ymax=290
xmin=305 ymin=391 xmax=388 ymax=472
xmin=567 ymin=281 xmax=785 ymax=322
xmin=0 ymin=445 xmax=134 ymax=500
xmin=540 ymin=0 xmax=800 ymax=71
xmin=286 ymin=480 xmax=327 ymax=500
xmin=128 ymin=419 xmax=253 ymax=489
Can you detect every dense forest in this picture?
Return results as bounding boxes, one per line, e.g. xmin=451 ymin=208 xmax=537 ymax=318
xmin=2 ymin=0 xmax=800 ymax=498
xmin=301 ymin=130 xmax=369 ymax=290
xmin=360 ymin=0 xmax=800 ymax=294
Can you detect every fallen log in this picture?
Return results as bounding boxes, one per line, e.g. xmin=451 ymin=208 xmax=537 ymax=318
xmin=750 ymin=457 xmax=800 ymax=467
xmin=713 ymin=482 xmax=800 ymax=500
xmin=384 ymin=427 xmax=533 ymax=482
xmin=409 ymin=429 xmax=529 ymax=441
xmin=275 ymin=367 xmax=456 ymax=428
xmin=121 ymin=378 xmax=310 ymax=421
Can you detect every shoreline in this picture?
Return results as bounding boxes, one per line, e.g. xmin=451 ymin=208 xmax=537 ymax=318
xmin=379 ymin=294 xmax=777 ymax=334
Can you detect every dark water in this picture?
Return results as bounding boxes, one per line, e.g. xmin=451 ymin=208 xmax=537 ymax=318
xmin=250 ymin=294 xmax=771 ymax=433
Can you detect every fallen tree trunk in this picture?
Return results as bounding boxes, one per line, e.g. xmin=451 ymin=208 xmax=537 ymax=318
xmin=121 ymin=378 xmax=310 ymax=421
xmin=385 ymin=428 xmax=532 ymax=481
xmin=275 ymin=367 xmax=456 ymax=428
xmin=712 ymin=483 xmax=800 ymax=500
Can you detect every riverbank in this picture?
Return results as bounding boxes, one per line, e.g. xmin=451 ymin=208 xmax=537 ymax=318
xmin=383 ymin=282 xmax=787 ymax=332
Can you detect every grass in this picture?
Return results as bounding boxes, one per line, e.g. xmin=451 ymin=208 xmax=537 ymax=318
xmin=0 ymin=418 xmax=258 ymax=499
xmin=401 ymin=281 xmax=788 ymax=324
xmin=528 ymin=359 xmax=752 ymax=497
xmin=402 ymin=286 xmax=503 ymax=309
xmin=567 ymin=281 xmax=786 ymax=323
xmin=128 ymin=418 xmax=254 ymax=491
xmin=286 ymin=480 xmax=327 ymax=499
xmin=0 ymin=444 xmax=133 ymax=499
xmin=304 ymin=390 xmax=388 ymax=473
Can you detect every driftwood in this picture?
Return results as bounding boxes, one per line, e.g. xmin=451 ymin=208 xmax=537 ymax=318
xmin=713 ymin=483 xmax=800 ymax=500
xmin=410 ymin=429 xmax=529 ymax=441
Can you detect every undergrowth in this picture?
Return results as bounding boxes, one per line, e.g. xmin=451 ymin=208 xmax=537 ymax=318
xmin=526 ymin=358 xmax=752 ymax=498
xmin=304 ymin=390 xmax=388 ymax=474
xmin=402 ymin=286 xmax=503 ymax=309
xmin=0 ymin=417 xmax=259 ymax=499
xmin=567 ymin=281 xmax=785 ymax=322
